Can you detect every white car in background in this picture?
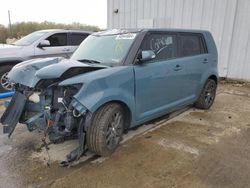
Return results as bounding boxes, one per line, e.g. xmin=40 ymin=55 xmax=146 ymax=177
xmin=0 ymin=29 xmax=91 ymax=91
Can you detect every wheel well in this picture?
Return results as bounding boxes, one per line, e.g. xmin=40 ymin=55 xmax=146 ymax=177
xmin=208 ymin=75 xmax=218 ymax=84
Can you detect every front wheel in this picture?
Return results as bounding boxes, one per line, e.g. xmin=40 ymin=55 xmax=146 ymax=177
xmin=194 ymin=79 xmax=217 ymax=109
xmin=86 ymin=103 xmax=125 ymax=156
xmin=0 ymin=65 xmax=13 ymax=92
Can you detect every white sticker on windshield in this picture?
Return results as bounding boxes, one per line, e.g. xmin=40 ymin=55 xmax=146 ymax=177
xmin=116 ymin=33 xmax=136 ymax=40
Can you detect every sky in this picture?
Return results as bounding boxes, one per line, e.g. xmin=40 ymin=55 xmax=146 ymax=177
xmin=0 ymin=0 xmax=107 ymax=29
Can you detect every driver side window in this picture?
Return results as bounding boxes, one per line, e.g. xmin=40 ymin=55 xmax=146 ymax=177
xmin=141 ymin=33 xmax=177 ymax=62
xmin=45 ymin=33 xmax=67 ymax=47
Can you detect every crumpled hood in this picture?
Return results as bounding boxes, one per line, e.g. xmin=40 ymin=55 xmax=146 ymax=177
xmin=8 ymin=57 xmax=107 ymax=88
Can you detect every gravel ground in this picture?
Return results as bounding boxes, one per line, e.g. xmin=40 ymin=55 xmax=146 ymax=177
xmin=0 ymin=82 xmax=250 ymax=188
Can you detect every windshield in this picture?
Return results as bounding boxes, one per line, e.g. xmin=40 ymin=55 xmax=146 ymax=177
xmin=71 ymin=33 xmax=138 ymax=66
xmin=13 ymin=31 xmax=48 ymax=46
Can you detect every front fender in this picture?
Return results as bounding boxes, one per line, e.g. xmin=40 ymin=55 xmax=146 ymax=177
xmin=60 ymin=66 xmax=136 ymax=124
xmin=76 ymin=88 xmax=135 ymax=115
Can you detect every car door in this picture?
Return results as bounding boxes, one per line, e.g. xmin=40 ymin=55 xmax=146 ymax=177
xmin=68 ymin=32 xmax=89 ymax=56
xmin=34 ymin=32 xmax=71 ymax=58
xmin=134 ymin=32 xmax=191 ymax=121
xmin=178 ymin=33 xmax=209 ymax=98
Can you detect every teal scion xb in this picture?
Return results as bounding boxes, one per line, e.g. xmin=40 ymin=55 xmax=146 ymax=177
xmin=1 ymin=29 xmax=218 ymax=164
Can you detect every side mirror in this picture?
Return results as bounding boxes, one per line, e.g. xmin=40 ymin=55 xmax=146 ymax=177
xmin=138 ymin=50 xmax=156 ymax=63
xmin=38 ymin=40 xmax=50 ymax=48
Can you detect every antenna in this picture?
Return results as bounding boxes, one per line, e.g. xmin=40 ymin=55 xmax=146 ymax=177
xmin=8 ymin=10 xmax=12 ymax=35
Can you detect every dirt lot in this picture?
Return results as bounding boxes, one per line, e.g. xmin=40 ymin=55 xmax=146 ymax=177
xmin=0 ymin=82 xmax=250 ymax=188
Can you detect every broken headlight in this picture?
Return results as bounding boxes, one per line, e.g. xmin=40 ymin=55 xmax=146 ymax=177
xmin=52 ymin=84 xmax=82 ymax=110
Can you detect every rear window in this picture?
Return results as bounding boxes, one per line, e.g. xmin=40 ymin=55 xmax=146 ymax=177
xmin=179 ymin=34 xmax=207 ymax=57
xmin=70 ymin=33 xmax=88 ymax=45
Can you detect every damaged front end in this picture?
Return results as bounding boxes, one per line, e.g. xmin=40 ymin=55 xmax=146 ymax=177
xmin=0 ymin=57 xmax=106 ymax=164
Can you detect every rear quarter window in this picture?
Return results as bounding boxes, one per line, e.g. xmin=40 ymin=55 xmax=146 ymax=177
xmin=179 ymin=34 xmax=207 ymax=57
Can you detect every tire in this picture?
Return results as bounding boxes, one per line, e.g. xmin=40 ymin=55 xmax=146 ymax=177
xmin=86 ymin=103 xmax=125 ymax=156
xmin=0 ymin=65 xmax=13 ymax=92
xmin=194 ymin=79 xmax=217 ymax=109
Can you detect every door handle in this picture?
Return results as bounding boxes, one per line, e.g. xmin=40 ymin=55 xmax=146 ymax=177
xmin=203 ymin=58 xmax=208 ymax=64
xmin=174 ymin=64 xmax=182 ymax=71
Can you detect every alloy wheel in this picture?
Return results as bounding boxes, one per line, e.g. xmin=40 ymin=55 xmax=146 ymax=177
xmin=106 ymin=111 xmax=123 ymax=150
xmin=0 ymin=72 xmax=13 ymax=91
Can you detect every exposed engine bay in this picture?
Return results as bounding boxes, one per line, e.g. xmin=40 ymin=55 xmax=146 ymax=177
xmin=0 ymin=57 xmax=107 ymax=165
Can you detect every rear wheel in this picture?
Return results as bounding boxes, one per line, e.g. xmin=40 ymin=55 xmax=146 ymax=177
xmin=194 ymin=79 xmax=217 ymax=109
xmin=86 ymin=103 xmax=125 ymax=156
xmin=0 ymin=65 xmax=13 ymax=92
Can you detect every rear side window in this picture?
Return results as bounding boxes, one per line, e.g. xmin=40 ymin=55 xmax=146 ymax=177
xmin=179 ymin=34 xmax=207 ymax=57
xmin=46 ymin=33 xmax=67 ymax=47
xmin=141 ymin=33 xmax=177 ymax=61
xmin=69 ymin=33 xmax=88 ymax=45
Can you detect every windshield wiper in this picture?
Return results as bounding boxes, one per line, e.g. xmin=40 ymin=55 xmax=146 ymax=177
xmin=78 ymin=59 xmax=101 ymax=64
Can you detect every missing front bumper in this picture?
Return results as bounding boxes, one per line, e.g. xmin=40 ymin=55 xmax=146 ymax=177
xmin=0 ymin=92 xmax=27 ymax=137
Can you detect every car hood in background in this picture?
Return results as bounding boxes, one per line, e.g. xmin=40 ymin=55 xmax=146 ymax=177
xmin=0 ymin=44 xmax=24 ymax=58
xmin=0 ymin=44 xmax=22 ymax=49
xmin=8 ymin=57 xmax=108 ymax=88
